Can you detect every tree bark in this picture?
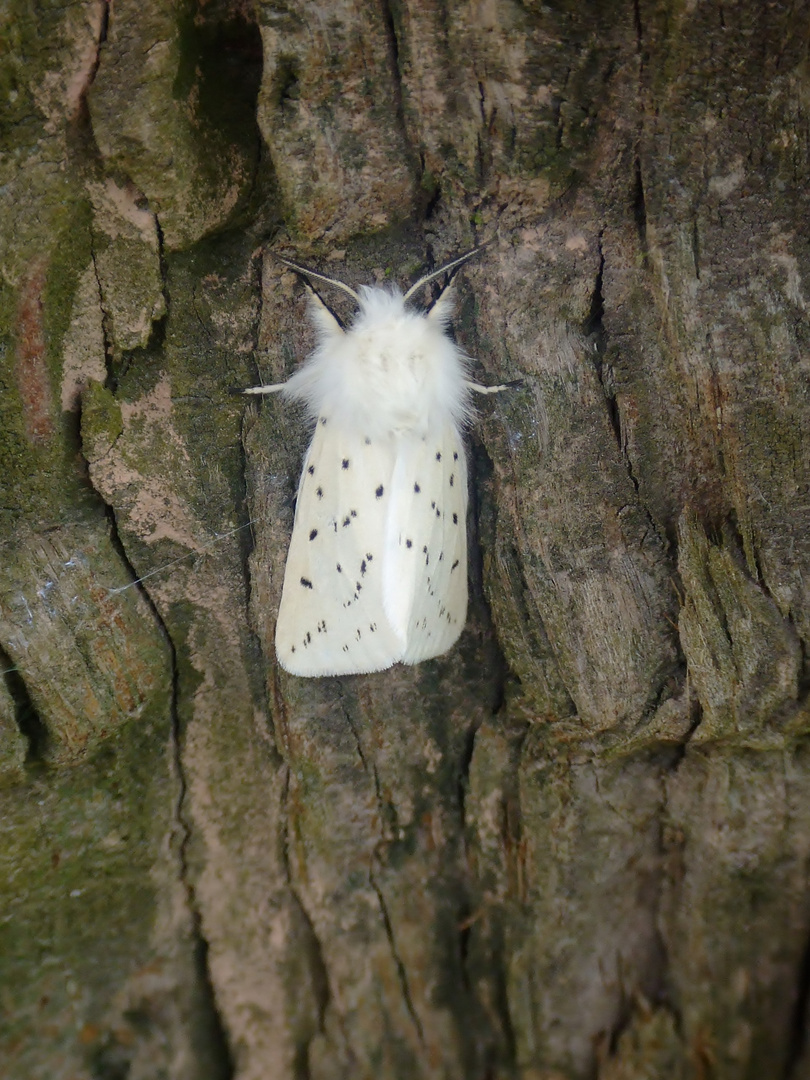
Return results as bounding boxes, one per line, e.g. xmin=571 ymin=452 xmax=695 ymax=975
xmin=1 ymin=1 xmax=809 ymax=1078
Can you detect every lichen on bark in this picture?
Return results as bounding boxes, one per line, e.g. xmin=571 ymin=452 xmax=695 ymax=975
xmin=2 ymin=1 xmax=810 ymax=1078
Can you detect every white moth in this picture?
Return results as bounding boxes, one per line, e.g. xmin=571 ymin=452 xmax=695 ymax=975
xmin=244 ymin=247 xmax=506 ymax=677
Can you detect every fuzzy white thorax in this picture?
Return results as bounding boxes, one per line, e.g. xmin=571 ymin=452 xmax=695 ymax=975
xmin=282 ymin=285 xmax=472 ymax=442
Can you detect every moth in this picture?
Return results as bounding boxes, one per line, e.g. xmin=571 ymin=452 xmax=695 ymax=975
xmin=244 ymin=247 xmax=507 ymax=677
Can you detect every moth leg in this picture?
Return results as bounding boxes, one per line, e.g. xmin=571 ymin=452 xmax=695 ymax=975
xmin=466 ymin=378 xmax=521 ymax=395
xmin=236 ymin=281 xmax=345 ymax=398
xmin=238 ymin=381 xmax=288 ymax=396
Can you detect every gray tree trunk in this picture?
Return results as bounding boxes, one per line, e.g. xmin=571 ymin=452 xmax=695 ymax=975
xmin=2 ymin=1 xmax=809 ymax=1078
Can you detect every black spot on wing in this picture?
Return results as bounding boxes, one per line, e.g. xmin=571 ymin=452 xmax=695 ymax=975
xmin=375 ymin=484 xmax=384 ymax=498
xmin=452 ymin=513 xmax=458 ymax=524
xmin=414 ymin=482 xmax=421 ymax=493
xmin=307 ymin=465 xmax=315 ymax=475
xmin=301 ymin=577 xmax=313 ymax=589
xmin=435 ymin=451 xmax=442 ymax=461
xmin=309 ymin=529 xmax=318 ymax=540
xmin=316 ymin=486 xmax=323 ymax=499
xmin=342 ymin=458 xmax=350 ymax=469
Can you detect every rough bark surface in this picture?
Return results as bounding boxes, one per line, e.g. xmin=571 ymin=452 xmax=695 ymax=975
xmin=1 ymin=1 xmax=809 ymax=1078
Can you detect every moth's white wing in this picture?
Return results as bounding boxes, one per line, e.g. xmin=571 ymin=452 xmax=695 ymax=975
xmin=382 ymin=426 xmax=468 ymax=665
xmin=275 ymin=419 xmax=404 ymax=676
xmin=276 ymin=419 xmax=468 ymax=676
xmin=405 ymin=427 xmax=468 ymax=662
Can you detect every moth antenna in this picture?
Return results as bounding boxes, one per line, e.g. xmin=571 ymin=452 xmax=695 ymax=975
xmin=402 ymin=241 xmax=492 ymax=302
xmin=274 ymin=254 xmax=361 ymax=303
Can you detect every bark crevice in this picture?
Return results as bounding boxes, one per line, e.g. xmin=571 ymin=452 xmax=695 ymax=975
xmin=633 ymin=155 xmax=648 ymax=259
xmin=280 ymin=764 xmax=336 ymax=1072
xmin=89 ymin=239 xmax=114 ymax=389
xmin=784 ymin=915 xmax=810 ymax=1077
xmin=164 ymin=559 xmax=235 ymax=1080
xmin=80 ymin=464 xmax=235 ymax=1073
xmin=370 ymin=869 xmax=425 ymax=1042
xmin=1 ymin=648 xmax=48 ymax=764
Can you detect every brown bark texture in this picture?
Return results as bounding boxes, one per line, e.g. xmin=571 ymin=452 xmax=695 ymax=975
xmin=1 ymin=1 xmax=810 ymax=1078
